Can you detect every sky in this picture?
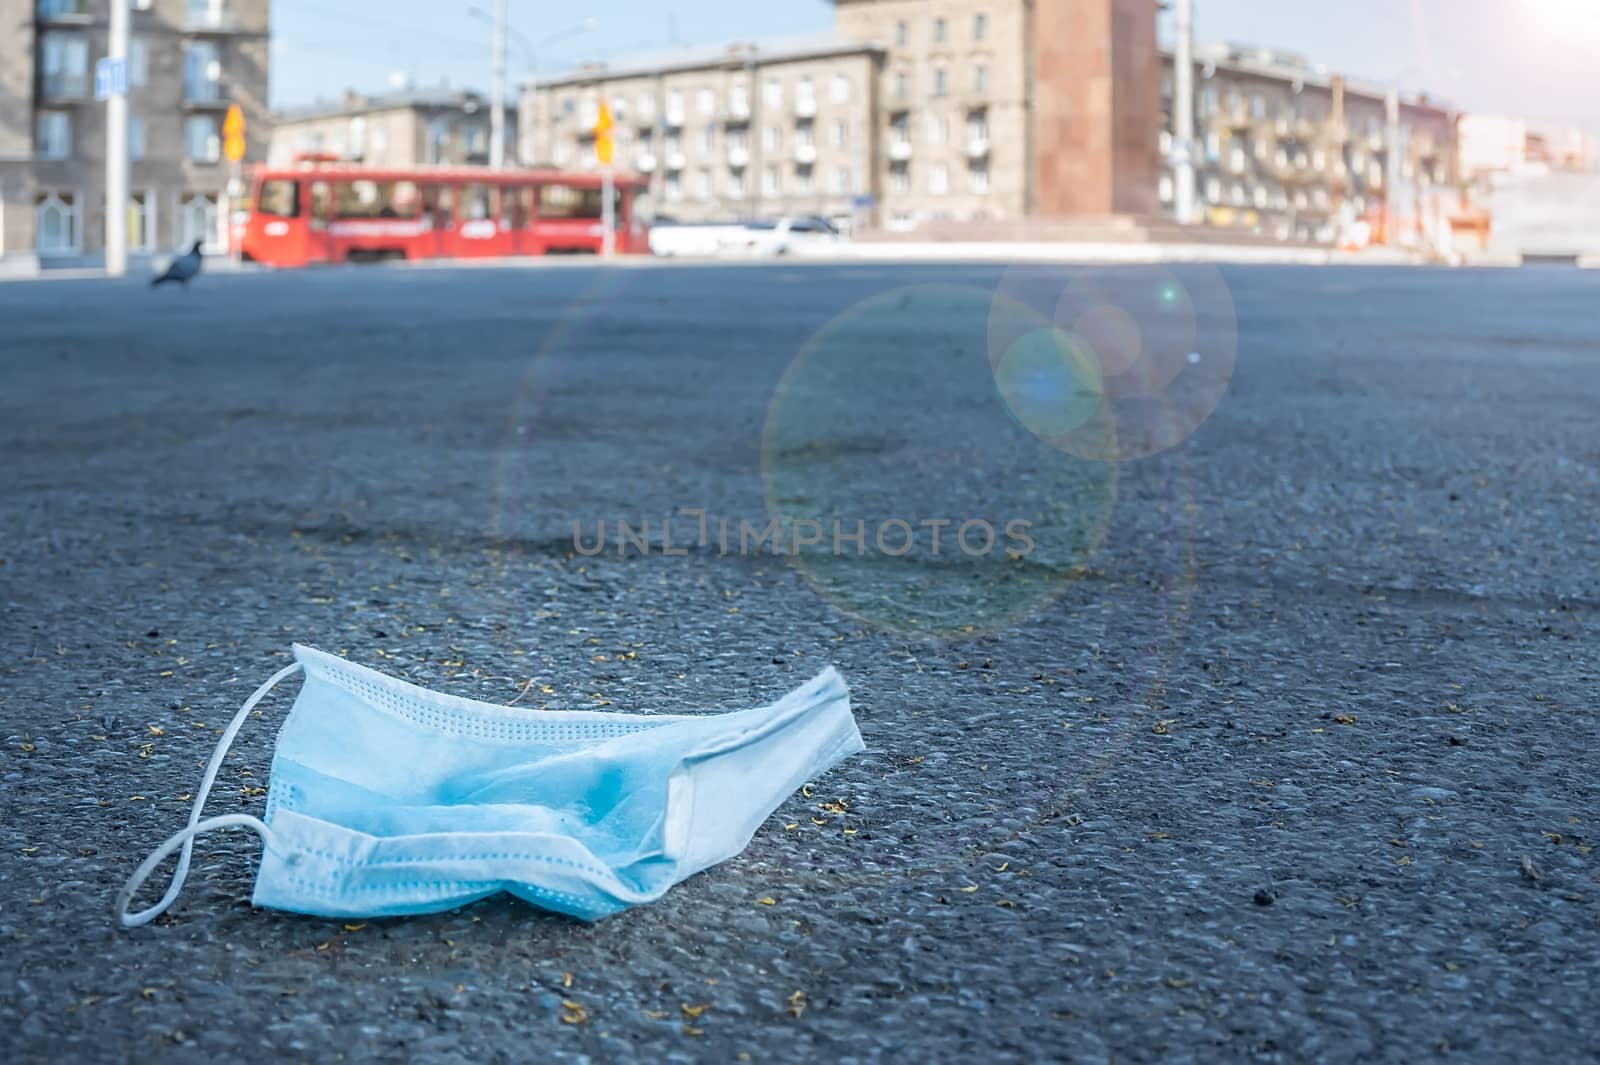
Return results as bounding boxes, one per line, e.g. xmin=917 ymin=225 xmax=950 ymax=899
xmin=269 ymin=0 xmax=1600 ymax=133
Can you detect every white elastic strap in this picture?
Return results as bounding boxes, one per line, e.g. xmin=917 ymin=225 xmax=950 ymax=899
xmin=114 ymin=661 xmax=303 ymax=929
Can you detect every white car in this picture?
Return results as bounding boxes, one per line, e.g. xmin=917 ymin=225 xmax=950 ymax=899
xmin=725 ymin=216 xmax=846 ymax=257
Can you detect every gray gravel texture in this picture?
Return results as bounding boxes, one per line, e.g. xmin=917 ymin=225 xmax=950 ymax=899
xmin=1 ymin=262 xmax=1597 ymax=1064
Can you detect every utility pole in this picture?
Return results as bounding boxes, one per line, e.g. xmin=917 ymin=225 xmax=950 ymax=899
xmin=105 ymin=0 xmax=130 ymax=276
xmin=490 ymin=0 xmax=507 ymax=167
xmin=1384 ymin=86 xmax=1401 ymax=245
xmin=1172 ymin=0 xmax=1196 ymax=225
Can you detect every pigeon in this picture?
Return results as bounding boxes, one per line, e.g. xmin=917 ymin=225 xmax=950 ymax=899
xmin=151 ymin=240 xmax=204 ymax=288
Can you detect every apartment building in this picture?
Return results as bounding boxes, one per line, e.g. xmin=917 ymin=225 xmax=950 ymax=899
xmin=527 ymin=0 xmax=1457 ymax=244
xmin=522 ymin=37 xmax=887 ymax=228
xmin=1157 ymin=42 xmax=1457 ymax=242
xmin=269 ymin=88 xmax=515 ymax=169
xmin=0 ymin=0 xmax=271 ymax=274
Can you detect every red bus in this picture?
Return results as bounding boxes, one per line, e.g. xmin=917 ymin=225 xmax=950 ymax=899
xmin=240 ymin=160 xmax=650 ymax=267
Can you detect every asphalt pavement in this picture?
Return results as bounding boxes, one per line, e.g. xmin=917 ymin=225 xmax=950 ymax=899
xmin=1 ymin=260 xmax=1597 ymax=1063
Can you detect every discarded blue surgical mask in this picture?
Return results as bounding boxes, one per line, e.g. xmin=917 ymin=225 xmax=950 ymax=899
xmin=116 ymin=644 xmax=863 ymax=926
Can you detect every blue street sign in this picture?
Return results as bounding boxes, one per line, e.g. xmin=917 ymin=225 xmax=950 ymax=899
xmin=95 ymin=57 xmax=128 ymax=101
xmin=851 ymin=195 xmax=875 ymax=209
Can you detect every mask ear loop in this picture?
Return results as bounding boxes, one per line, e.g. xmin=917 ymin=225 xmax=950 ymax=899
xmin=114 ymin=661 xmax=304 ymax=929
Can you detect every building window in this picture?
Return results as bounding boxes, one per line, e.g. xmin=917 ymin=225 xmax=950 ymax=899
xmin=696 ymin=87 xmax=714 ymax=116
xmin=1230 ymin=182 xmax=1245 ymax=206
xmin=372 ymin=124 xmax=389 ymax=156
xmin=36 ymin=111 xmax=71 ymax=159
xmin=974 ymin=13 xmax=988 ymax=41
xmin=665 ymin=170 xmax=682 ymax=201
xmin=702 ymin=124 xmax=715 ymax=151
xmin=183 ymin=40 xmax=220 ymax=102
xmin=666 ymin=89 xmax=684 ymax=121
xmin=34 ymin=191 xmax=80 ymax=254
xmin=933 ymin=17 xmax=947 ymax=43
xmin=795 ymin=164 xmax=813 ymax=194
xmin=973 ymin=65 xmax=988 ymax=94
xmin=1205 ymin=131 xmax=1220 ymax=162
xmin=966 ymin=107 xmax=988 ymax=143
xmin=188 ymin=0 xmax=228 ymax=28
xmin=764 ymin=166 xmax=780 ymax=196
xmin=1200 ymin=86 xmax=1217 ymax=113
xmin=933 ymin=67 xmax=948 ymax=97
xmin=1159 ymin=129 xmax=1172 ymax=156
xmin=129 ymin=115 xmax=145 ymax=160
xmin=348 ymin=116 xmax=366 ymax=157
xmin=889 ymin=161 xmax=910 ymax=194
xmin=185 ymin=115 xmax=220 ymax=162
xmin=40 ymin=32 xmax=89 ymax=97
xmin=180 ymin=192 xmax=219 ymax=251
xmin=795 ymin=119 xmax=814 ymax=148
xmin=1205 ymin=176 xmax=1221 ymax=202
xmin=894 ymin=70 xmax=909 ymax=100
xmin=1253 ymin=185 xmax=1268 ymax=208
xmin=727 ymin=168 xmax=746 ymax=199
xmin=116 ymin=190 xmax=155 ymax=251
xmin=764 ymin=79 xmax=782 ymax=108
xmin=763 ymin=125 xmax=780 ymax=151
xmin=129 ymin=38 xmax=148 ymax=87
xmin=796 ymin=77 xmax=815 ymax=111
xmin=968 ymin=159 xmax=989 ymax=194
xmin=926 ymin=114 xmax=946 ymax=145
xmin=832 ymin=166 xmax=850 ymax=194
xmin=729 ymin=82 xmax=749 ymax=116
xmin=426 ymin=117 xmax=451 ymax=163
xmin=895 ymin=20 xmax=907 ymax=46
xmin=889 ymin=111 xmax=910 ymax=146
xmin=637 ymin=92 xmax=655 ymax=120
xmin=929 ymin=163 xmax=948 ymax=194
xmin=832 ymin=119 xmax=847 ymax=147
xmin=1159 ymin=173 xmax=1174 ymax=202
xmin=695 ymin=167 xmax=711 ymax=200
xmin=830 ymin=75 xmax=850 ymax=104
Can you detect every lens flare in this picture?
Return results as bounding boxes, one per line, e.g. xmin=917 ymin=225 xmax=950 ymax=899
xmin=762 ymin=283 xmax=1116 ymax=639
xmin=990 ymin=263 xmax=1237 ymax=461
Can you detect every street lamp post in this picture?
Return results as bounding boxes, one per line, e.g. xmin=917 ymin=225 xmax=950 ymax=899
xmin=489 ymin=0 xmax=507 ymax=167
xmin=1172 ymin=0 xmax=1196 ymax=225
xmin=467 ymin=9 xmax=596 ymax=167
xmin=105 ymin=0 xmax=130 ymax=276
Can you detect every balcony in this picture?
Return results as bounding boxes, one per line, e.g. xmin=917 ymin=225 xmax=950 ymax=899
xmin=727 ymin=145 xmax=750 ymax=168
xmin=183 ymin=78 xmax=228 ymax=109
xmin=40 ymin=71 xmax=89 ymax=100
xmin=724 ymin=98 xmax=750 ymax=123
xmin=36 ymin=0 xmax=91 ymax=23
xmin=793 ymin=143 xmax=816 ymax=165
xmin=965 ymin=137 xmax=990 ymax=158
xmin=794 ymin=95 xmax=817 ymax=118
xmin=888 ymin=139 xmax=912 ymax=161
xmin=635 ymin=152 xmax=657 ymax=172
xmin=183 ymin=1 xmax=245 ymax=34
xmin=664 ymin=150 xmax=686 ymax=170
xmin=662 ymin=108 xmax=685 ymax=128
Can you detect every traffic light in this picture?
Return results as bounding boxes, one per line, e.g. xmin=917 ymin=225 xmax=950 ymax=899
xmin=223 ymin=103 xmax=245 ymax=162
xmin=593 ymin=101 xmax=614 ymax=167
